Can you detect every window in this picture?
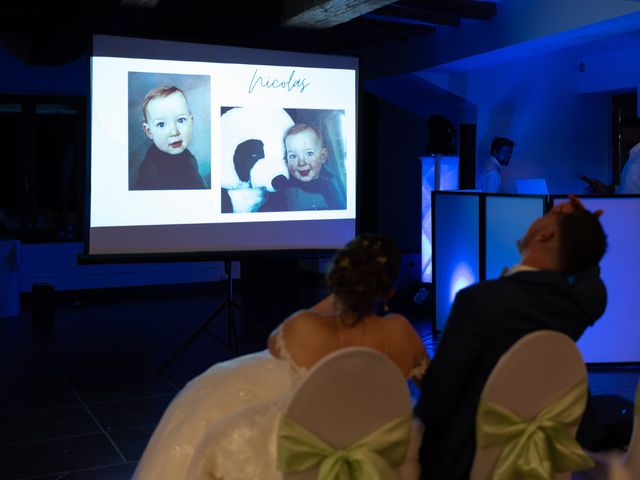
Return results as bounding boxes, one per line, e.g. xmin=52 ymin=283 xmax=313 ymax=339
xmin=0 ymin=95 xmax=86 ymax=242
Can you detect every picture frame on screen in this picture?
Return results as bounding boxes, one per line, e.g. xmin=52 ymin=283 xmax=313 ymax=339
xmin=86 ymin=34 xmax=358 ymax=260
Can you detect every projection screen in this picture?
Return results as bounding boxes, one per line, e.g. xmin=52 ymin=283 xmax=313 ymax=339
xmin=87 ymin=35 xmax=358 ymax=258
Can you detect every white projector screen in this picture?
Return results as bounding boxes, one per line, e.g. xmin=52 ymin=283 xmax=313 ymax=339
xmin=87 ymin=35 xmax=358 ymax=258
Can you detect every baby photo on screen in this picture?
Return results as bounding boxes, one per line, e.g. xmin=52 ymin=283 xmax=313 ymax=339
xmin=220 ymin=106 xmax=347 ymax=213
xmin=128 ymin=72 xmax=211 ymax=190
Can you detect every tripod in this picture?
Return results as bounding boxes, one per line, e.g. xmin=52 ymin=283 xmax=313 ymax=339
xmin=159 ymin=259 xmax=243 ymax=373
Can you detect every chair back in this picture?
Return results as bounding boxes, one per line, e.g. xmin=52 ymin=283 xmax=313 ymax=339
xmin=277 ymin=347 xmax=412 ymax=480
xmin=470 ymin=330 xmax=589 ymax=480
xmin=625 ymin=379 xmax=640 ymax=479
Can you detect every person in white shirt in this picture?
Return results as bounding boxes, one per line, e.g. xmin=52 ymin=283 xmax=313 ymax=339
xmin=478 ymin=137 xmax=514 ymax=193
xmin=617 ymin=117 xmax=640 ymax=194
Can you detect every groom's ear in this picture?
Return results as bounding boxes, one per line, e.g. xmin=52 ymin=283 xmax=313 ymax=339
xmin=536 ymin=227 xmax=556 ymax=243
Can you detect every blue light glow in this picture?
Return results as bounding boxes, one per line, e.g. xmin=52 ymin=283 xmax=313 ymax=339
xmin=485 ymin=196 xmax=545 ymax=280
xmin=434 ymin=193 xmax=479 ymax=331
xmin=449 ymin=262 xmax=476 ymax=304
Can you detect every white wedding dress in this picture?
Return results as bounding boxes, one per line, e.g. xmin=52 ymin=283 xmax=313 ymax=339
xmin=133 ymin=330 xmax=424 ymax=480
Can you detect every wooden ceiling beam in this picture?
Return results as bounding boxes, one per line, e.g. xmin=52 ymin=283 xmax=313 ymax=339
xmin=119 ymin=0 xmax=160 ymax=8
xmin=395 ymin=0 xmax=497 ymax=21
xmin=351 ymin=15 xmax=435 ymax=37
xmin=281 ymin=0 xmax=400 ymax=29
xmin=372 ymin=4 xmax=460 ymax=26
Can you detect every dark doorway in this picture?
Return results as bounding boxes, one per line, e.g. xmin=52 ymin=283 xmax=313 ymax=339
xmin=612 ymin=92 xmax=637 ymax=185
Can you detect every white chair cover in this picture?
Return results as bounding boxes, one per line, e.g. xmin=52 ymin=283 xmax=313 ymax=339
xmin=624 ymin=379 xmax=640 ymax=479
xmin=470 ymin=330 xmax=589 ymax=480
xmin=280 ymin=347 xmax=413 ymax=480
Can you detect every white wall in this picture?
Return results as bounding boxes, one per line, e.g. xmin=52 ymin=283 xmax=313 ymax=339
xmin=418 ymin=45 xmax=611 ymax=194
xmin=364 ymin=2 xmax=640 ymax=195
xmin=577 ymin=32 xmax=640 ymax=104
xmin=468 ymin=47 xmax=610 ymax=193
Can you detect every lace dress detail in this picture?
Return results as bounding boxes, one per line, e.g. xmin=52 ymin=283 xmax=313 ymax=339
xmin=409 ymin=356 xmax=429 ymax=381
xmin=178 ymin=330 xmax=311 ymax=479
xmin=274 ymin=327 xmax=308 ymax=383
xmin=181 ymin=329 xmax=305 ymax=480
xmin=133 ymin=350 xmax=293 ymax=480
xmin=189 ymin=398 xmax=285 ymax=479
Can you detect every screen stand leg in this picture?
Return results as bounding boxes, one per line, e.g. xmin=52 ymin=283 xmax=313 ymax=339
xmin=159 ymin=259 xmax=242 ymax=373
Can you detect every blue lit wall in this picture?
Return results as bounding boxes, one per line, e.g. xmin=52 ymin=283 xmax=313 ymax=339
xmin=434 ymin=193 xmax=479 ymax=332
xmin=577 ymin=32 xmax=640 ymax=98
xmin=371 ymin=1 xmax=640 ymax=78
xmin=0 ymin=47 xmax=87 ymax=95
xmin=417 ymin=43 xmax=613 ymax=196
xmin=555 ymin=197 xmax=640 ymax=363
xmin=463 ymin=47 xmax=610 ymax=195
xmin=485 ymin=195 xmax=545 ymax=280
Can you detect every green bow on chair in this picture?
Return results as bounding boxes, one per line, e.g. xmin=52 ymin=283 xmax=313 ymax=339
xmin=476 ymin=378 xmax=594 ymax=480
xmin=277 ymin=414 xmax=411 ymax=480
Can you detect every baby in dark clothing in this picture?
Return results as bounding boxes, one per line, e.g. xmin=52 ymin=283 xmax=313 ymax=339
xmin=133 ymin=85 xmax=206 ymax=190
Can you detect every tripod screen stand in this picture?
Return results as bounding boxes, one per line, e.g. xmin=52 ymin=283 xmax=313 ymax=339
xmin=159 ymin=259 xmax=242 ymax=373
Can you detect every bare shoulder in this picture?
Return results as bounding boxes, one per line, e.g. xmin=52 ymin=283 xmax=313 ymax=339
xmin=273 ymin=310 xmax=337 ymax=366
xmin=384 ymin=313 xmax=425 ymax=349
xmin=283 ymin=310 xmax=334 ymax=336
xmin=268 ymin=310 xmax=307 ymax=357
xmin=383 ymin=313 xmax=415 ymax=332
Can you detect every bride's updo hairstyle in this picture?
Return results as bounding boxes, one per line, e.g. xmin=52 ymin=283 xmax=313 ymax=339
xmin=326 ymin=234 xmax=401 ymax=326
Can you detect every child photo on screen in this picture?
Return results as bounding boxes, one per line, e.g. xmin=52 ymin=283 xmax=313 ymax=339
xmin=128 ymin=73 xmax=211 ymax=191
xmin=278 ymin=122 xmax=346 ymax=211
xmin=134 ymin=85 xmax=204 ymax=190
xmin=218 ymin=107 xmax=347 ymax=213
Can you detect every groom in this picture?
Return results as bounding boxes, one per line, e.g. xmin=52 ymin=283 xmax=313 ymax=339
xmin=415 ymin=195 xmax=608 ymax=480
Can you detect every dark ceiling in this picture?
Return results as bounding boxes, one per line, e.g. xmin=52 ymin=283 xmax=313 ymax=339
xmin=1 ymin=0 xmax=497 ymax=65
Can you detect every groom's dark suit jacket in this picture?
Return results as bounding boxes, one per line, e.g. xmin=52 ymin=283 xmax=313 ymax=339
xmin=415 ymin=268 xmax=607 ymax=480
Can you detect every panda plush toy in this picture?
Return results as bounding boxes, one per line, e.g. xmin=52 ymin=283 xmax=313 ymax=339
xmin=220 ymin=107 xmax=294 ymax=213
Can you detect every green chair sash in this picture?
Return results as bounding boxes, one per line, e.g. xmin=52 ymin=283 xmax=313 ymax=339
xmin=476 ymin=377 xmax=594 ymax=480
xmin=277 ymin=414 xmax=411 ymax=480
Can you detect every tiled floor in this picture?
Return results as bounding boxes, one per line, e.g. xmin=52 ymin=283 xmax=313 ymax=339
xmin=0 ymin=275 xmax=637 ymax=479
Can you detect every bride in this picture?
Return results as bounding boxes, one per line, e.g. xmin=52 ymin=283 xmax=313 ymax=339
xmin=133 ymin=234 xmax=429 ymax=479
